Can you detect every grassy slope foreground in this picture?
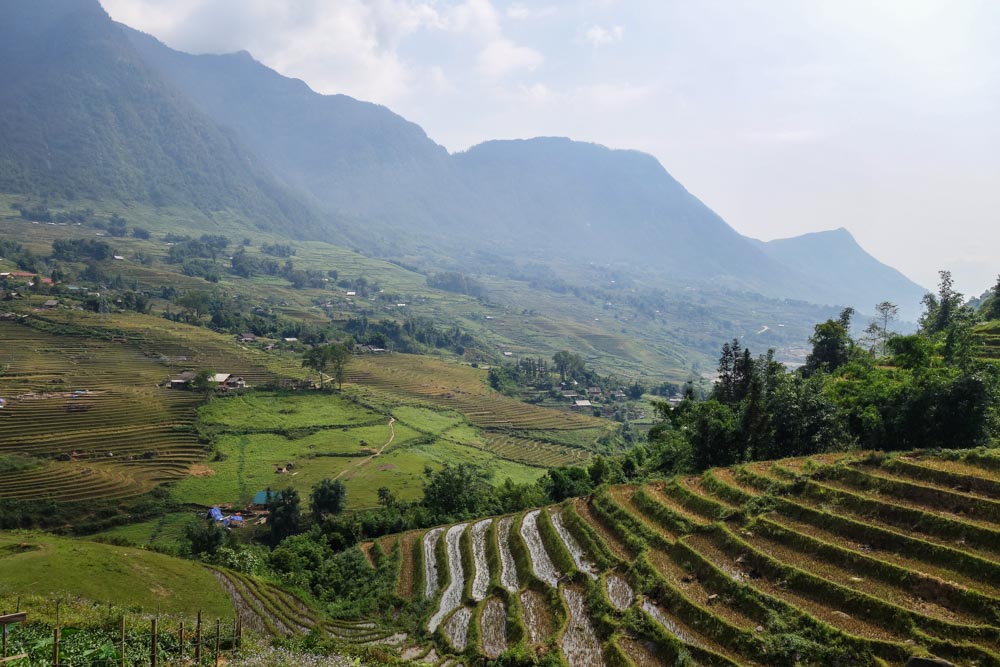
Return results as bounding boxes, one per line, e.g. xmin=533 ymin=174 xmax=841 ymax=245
xmin=354 ymin=448 xmax=1000 ymax=667
xmin=0 ymin=532 xmax=233 ymax=618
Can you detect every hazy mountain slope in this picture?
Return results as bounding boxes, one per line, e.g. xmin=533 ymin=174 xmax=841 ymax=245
xmin=0 ymin=0 xmax=320 ymax=235
xmin=752 ymin=228 xmax=928 ymax=321
xmin=3 ymin=6 xmax=926 ymax=322
xmin=453 ymin=138 xmax=795 ymax=284
xmin=122 ymin=32 xmax=804 ymax=290
xmin=124 ymin=27 xmax=471 ymax=253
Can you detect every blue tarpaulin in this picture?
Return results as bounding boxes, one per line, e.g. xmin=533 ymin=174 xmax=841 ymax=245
xmin=208 ymin=507 xmax=224 ymax=521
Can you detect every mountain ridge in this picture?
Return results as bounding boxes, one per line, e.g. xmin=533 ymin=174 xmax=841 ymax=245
xmin=0 ymin=0 xmax=928 ymax=325
xmin=121 ymin=25 xmax=927 ymax=316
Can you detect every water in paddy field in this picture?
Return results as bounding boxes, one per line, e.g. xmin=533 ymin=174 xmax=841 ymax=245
xmin=520 ymin=589 xmax=555 ymax=645
xmin=497 ymin=515 xmax=519 ymax=592
xmin=549 ymin=509 xmax=597 ymax=578
xmin=471 ymin=518 xmax=492 ymax=601
xmin=480 ymin=597 xmax=508 ymax=659
xmin=605 ymin=573 xmax=635 ymax=611
xmin=427 ymin=523 xmax=468 ymax=633
xmin=521 ymin=509 xmax=561 ymax=587
xmin=561 ymin=585 xmax=605 ymax=667
xmin=423 ymin=526 xmax=445 ymax=599
xmin=642 ymin=600 xmax=703 ymax=648
xmin=443 ymin=606 xmax=472 ymax=652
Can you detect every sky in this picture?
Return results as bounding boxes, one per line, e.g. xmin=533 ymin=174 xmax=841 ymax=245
xmin=100 ymin=0 xmax=1000 ymax=297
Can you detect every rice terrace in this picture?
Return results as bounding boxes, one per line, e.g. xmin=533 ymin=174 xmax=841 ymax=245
xmin=2 ymin=1 xmax=1000 ymax=666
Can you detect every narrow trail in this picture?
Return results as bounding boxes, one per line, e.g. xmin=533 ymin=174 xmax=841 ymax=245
xmin=333 ymin=417 xmax=396 ymax=481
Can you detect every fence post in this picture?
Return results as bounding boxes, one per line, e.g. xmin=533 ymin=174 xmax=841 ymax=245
xmin=195 ymin=611 xmax=202 ymax=664
xmin=178 ymin=620 xmax=185 ymax=665
xmin=150 ymin=617 xmax=158 ymax=667
xmin=2 ymin=608 xmax=6 ymax=660
xmin=121 ymin=614 xmax=126 ymax=667
xmin=53 ymin=602 xmax=60 ymax=667
xmin=214 ymin=619 xmax=220 ymax=666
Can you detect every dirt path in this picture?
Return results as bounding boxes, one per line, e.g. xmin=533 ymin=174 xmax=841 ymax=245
xmin=333 ymin=417 xmax=395 ymax=481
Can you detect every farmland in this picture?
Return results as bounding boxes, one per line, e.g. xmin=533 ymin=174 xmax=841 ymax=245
xmin=0 ymin=312 xmax=617 ymax=514
xmin=351 ymin=448 xmax=1000 ymax=666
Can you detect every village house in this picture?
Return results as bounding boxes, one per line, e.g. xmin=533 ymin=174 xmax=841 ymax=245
xmin=561 ymin=390 xmax=579 ymax=399
xmin=573 ymin=399 xmax=593 ymax=410
xmin=212 ymin=373 xmax=248 ymax=390
xmin=168 ymin=371 xmax=197 ymax=390
xmin=41 ymin=299 xmax=59 ymax=309
xmin=237 ymin=332 xmax=256 ymax=343
xmin=587 ymin=387 xmax=602 ymax=397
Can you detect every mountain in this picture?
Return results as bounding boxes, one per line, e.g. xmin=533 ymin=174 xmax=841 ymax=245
xmin=124 ymin=27 xmax=470 ymax=254
xmin=123 ymin=27 xmax=926 ymax=314
xmin=0 ymin=0 xmax=320 ymax=235
xmin=0 ymin=2 xmax=926 ymax=323
xmin=752 ymin=228 xmax=927 ymax=321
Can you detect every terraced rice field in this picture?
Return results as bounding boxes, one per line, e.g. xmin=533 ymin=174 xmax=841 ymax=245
xmin=344 ymin=354 xmax=610 ymax=437
xmin=0 ymin=315 xmax=308 ymax=504
xmin=211 ymin=568 xmax=403 ymax=646
xmin=370 ymin=449 xmax=1000 ymax=666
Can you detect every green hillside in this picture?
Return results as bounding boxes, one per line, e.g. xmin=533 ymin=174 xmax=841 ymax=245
xmin=0 ymin=532 xmax=233 ymax=617
xmin=0 ymin=0 xmax=321 ymax=235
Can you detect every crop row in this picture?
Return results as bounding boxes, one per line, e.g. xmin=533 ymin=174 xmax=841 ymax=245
xmin=375 ymin=451 xmax=1000 ymax=665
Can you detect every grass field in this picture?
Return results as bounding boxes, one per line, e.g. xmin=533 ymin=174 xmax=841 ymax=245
xmin=364 ymin=447 xmax=1000 ymax=666
xmin=0 ymin=532 xmax=233 ymax=617
xmin=175 ymin=390 xmax=546 ymax=509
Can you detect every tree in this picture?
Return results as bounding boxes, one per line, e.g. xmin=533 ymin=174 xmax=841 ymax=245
xmin=712 ymin=339 xmax=754 ymax=405
xmin=186 ymin=518 xmax=226 ymax=556
xmin=803 ymin=308 xmax=854 ymax=375
xmin=311 ymin=479 xmax=347 ymax=520
xmin=986 ymin=275 xmax=1000 ymax=321
xmin=302 ymin=343 xmax=350 ymax=390
xmin=377 ymin=487 xmax=396 ymax=508
xmin=107 ymin=214 xmax=128 ymax=237
xmin=302 ymin=346 xmax=331 ymax=388
xmin=920 ymin=270 xmax=965 ymax=336
xmin=422 ymin=463 xmax=497 ymax=522
xmin=862 ymin=301 xmax=899 ymax=356
xmin=267 ymin=487 xmax=303 ymax=545
xmin=191 ymin=369 xmax=215 ymax=393
xmin=327 ymin=343 xmax=350 ymax=390
xmin=552 ymin=350 xmax=583 ymax=382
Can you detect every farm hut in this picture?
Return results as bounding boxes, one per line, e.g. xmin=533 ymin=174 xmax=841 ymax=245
xmin=572 ymin=399 xmax=593 ymax=410
xmin=238 ymin=333 xmax=256 ymax=343
xmin=561 ymin=391 xmax=578 ymax=399
xmin=168 ymin=371 xmax=197 ymax=390
xmin=41 ymin=299 xmax=59 ymax=308
xmin=251 ymin=490 xmax=273 ymax=510
xmin=587 ymin=387 xmax=602 ymax=396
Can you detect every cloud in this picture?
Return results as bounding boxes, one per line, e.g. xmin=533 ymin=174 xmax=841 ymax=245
xmin=478 ymin=38 xmax=544 ymax=78
xmin=506 ymin=4 xmax=557 ymax=21
xmin=584 ymin=24 xmax=624 ymax=47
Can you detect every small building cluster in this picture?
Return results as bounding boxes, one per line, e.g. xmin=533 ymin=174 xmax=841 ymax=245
xmin=167 ymin=371 xmax=249 ymax=391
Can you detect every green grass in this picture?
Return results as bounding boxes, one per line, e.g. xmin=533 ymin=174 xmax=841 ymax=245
xmin=0 ymin=531 xmax=233 ymax=617
xmin=92 ymin=511 xmax=196 ymax=552
xmin=198 ymin=392 xmax=383 ymax=431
